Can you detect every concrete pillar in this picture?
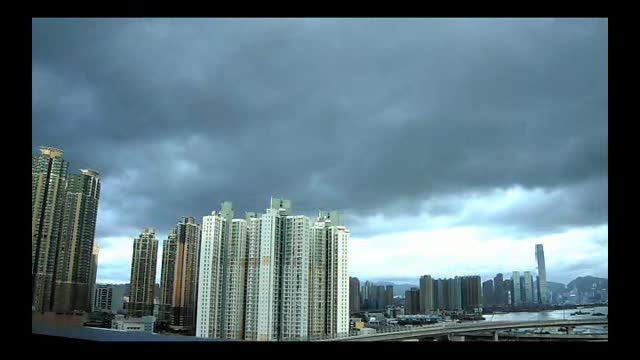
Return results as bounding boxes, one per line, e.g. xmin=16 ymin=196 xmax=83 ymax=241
xmin=493 ymin=331 xmax=499 ymax=342
xmin=567 ymin=326 xmax=574 ymax=335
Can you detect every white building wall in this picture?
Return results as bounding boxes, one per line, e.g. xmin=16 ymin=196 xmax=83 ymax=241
xmin=257 ymin=209 xmax=278 ymax=341
xmin=196 ymin=213 xmax=225 ymax=338
xmin=222 ymin=219 xmax=247 ymax=339
xmin=308 ymin=221 xmax=327 ymax=338
xmin=244 ymin=216 xmax=261 ymax=340
xmin=327 ymin=226 xmax=349 ymax=336
xmin=280 ymin=216 xmax=310 ymax=340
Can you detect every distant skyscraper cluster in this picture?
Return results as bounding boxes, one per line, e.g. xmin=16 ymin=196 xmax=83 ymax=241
xmin=482 ymin=244 xmax=550 ymax=308
xmin=358 ymin=281 xmax=394 ymax=311
xmin=32 ymin=146 xmax=101 ymax=313
xmin=129 ymin=198 xmax=350 ymax=340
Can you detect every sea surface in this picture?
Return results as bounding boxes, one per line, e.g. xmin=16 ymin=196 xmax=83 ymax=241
xmin=484 ymin=306 xmax=608 ymax=334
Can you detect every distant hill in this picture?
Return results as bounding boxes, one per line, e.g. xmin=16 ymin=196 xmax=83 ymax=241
xmin=547 ymin=281 xmax=566 ymax=294
xmin=567 ymin=276 xmax=608 ymax=293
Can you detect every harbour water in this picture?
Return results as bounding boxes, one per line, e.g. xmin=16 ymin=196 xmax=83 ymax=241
xmin=484 ymin=306 xmax=608 ymax=334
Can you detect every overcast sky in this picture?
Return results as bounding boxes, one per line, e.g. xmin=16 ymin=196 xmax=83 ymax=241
xmin=32 ymin=18 xmax=608 ymax=286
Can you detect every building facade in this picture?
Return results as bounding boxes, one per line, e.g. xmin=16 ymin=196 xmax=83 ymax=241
xmin=511 ymin=272 xmax=521 ymax=306
xmin=159 ymin=229 xmax=177 ymax=323
xmin=221 ymin=218 xmax=248 ymax=339
xmin=349 ymin=277 xmax=361 ymax=314
xmin=405 ymin=287 xmax=420 ymax=315
xmin=196 ymin=209 xmax=226 ymax=338
xmin=493 ymin=273 xmax=505 ymax=305
xmin=535 ymin=244 xmax=549 ymax=304
xmin=32 ymin=147 xmax=69 ymax=312
xmin=461 ymin=276 xmax=482 ymax=312
xmin=53 ymin=169 xmax=102 ymax=313
xmin=482 ymin=279 xmax=494 ymax=307
xmin=419 ymin=275 xmax=433 ymax=314
xmin=523 ymin=271 xmax=534 ymax=305
xmin=94 ymin=284 xmax=126 ymax=314
xmin=128 ymin=228 xmax=158 ymax=317
xmin=171 ymin=217 xmax=202 ymax=334
xmin=243 ymin=213 xmax=261 ymax=340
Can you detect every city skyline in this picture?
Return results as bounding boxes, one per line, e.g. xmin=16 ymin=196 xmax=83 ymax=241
xmin=32 ymin=18 xmax=608 ymax=286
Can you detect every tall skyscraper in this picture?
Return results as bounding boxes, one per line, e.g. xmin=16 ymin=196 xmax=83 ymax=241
xmin=361 ymin=281 xmax=371 ymax=310
xmin=159 ymin=229 xmax=177 ymax=323
xmin=419 ymin=275 xmax=433 ymax=313
xmin=243 ymin=212 xmax=262 ymax=340
xmin=523 ymin=271 xmax=534 ymax=304
xmin=349 ymin=277 xmax=361 ymax=314
xmin=405 ymin=287 xmax=420 ymax=315
xmin=482 ymin=279 xmax=494 ymax=307
xmin=511 ymin=272 xmax=521 ymax=306
xmin=171 ymin=217 xmax=202 ymax=334
xmin=196 ymin=208 xmax=227 ymax=338
xmin=54 ymin=168 xmax=102 ymax=313
xmin=256 ymin=199 xmax=315 ymax=341
xmin=504 ymin=279 xmax=513 ymax=305
xmin=535 ymin=244 xmax=549 ymax=304
xmin=493 ymin=273 xmax=505 ymax=305
xmin=308 ymin=213 xmax=327 ymax=339
xmin=309 ymin=211 xmax=349 ymax=339
xmin=128 ymin=228 xmax=158 ymax=317
xmin=461 ymin=276 xmax=482 ymax=312
xmin=385 ymin=285 xmax=394 ymax=308
xmin=196 ymin=198 xmax=349 ymax=341
xmin=448 ymin=277 xmax=462 ymax=311
xmin=32 ymin=147 xmax=69 ymax=312
xmin=432 ymin=279 xmax=443 ymax=310
xmin=220 ymin=218 xmax=247 ymax=339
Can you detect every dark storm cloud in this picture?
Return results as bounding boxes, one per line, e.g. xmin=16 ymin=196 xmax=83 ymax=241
xmin=32 ymin=18 xmax=608 ymax=239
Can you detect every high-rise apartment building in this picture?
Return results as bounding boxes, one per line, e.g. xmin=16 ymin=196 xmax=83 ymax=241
xmin=32 ymin=147 xmax=69 ymax=312
xmin=196 ymin=198 xmax=349 ymax=341
xmin=482 ymin=279 xmax=494 ymax=307
xmin=308 ymin=212 xmax=327 ymax=338
xmin=256 ymin=199 xmax=314 ymax=341
xmin=448 ymin=277 xmax=462 ymax=311
xmin=349 ymin=277 xmax=360 ymax=314
xmin=361 ymin=281 xmax=371 ymax=310
xmin=493 ymin=273 xmax=505 ymax=305
xmin=535 ymin=244 xmax=548 ymax=304
xmin=385 ymin=285 xmax=394 ymax=308
xmin=221 ymin=218 xmax=247 ymax=339
xmin=243 ymin=212 xmax=261 ymax=340
xmin=511 ymin=272 xmax=521 ymax=306
xmin=504 ymin=279 xmax=513 ymax=305
xmin=461 ymin=276 xmax=482 ymax=312
xmin=329 ymin=222 xmax=349 ymax=337
xmin=523 ymin=271 xmax=534 ymax=305
xmin=196 ymin=208 xmax=227 ymax=338
xmin=54 ymin=169 xmax=102 ymax=313
xmin=170 ymin=217 xmax=202 ymax=334
xmin=159 ymin=229 xmax=177 ymax=323
xmin=419 ymin=275 xmax=433 ymax=314
xmin=405 ymin=287 xmax=420 ymax=315
xmin=128 ymin=228 xmax=158 ymax=317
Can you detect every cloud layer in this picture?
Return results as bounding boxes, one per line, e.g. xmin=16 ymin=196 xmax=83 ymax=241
xmin=31 ymin=18 xmax=608 ymax=284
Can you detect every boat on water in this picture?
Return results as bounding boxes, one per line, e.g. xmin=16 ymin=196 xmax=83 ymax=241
xmin=592 ymin=312 xmax=606 ymax=316
xmin=571 ymin=310 xmax=590 ymax=315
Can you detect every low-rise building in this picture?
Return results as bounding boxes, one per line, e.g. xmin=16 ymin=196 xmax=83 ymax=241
xmin=111 ymin=315 xmax=156 ymax=333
